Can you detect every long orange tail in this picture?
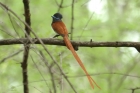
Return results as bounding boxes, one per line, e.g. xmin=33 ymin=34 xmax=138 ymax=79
xmin=63 ymin=36 xmax=100 ymax=89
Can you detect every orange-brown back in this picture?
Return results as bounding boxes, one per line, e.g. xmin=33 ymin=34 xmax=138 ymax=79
xmin=51 ymin=21 xmax=68 ymax=36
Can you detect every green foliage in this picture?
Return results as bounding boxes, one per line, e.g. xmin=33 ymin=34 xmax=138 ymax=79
xmin=0 ymin=0 xmax=140 ymax=93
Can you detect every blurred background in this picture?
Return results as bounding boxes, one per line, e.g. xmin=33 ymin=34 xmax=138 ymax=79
xmin=0 ymin=0 xmax=140 ymax=93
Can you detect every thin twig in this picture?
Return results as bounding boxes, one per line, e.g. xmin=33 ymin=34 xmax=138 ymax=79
xmin=70 ymin=0 xmax=75 ymax=40
xmin=55 ymin=0 xmax=72 ymax=11
xmin=79 ymin=12 xmax=94 ymax=40
xmin=7 ymin=11 xmax=20 ymax=38
xmin=59 ymin=53 xmax=64 ymax=93
xmin=127 ymin=87 xmax=140 ymax=93
xmin=0 ymin=49 xmax=23 ymax=64
xmin=57 ymin=0 xmax=63 ymax=12
xmin=39 ymin=51 xmax=56 ymax=93
xmin=115 ymin=56 xmax=139 ymax=90
xmin=67 ymin=72 xmax=140 ymax=79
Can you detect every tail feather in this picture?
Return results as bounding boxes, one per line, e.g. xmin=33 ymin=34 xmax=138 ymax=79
xmin=63 ymin=36 xmax=100 ymax=89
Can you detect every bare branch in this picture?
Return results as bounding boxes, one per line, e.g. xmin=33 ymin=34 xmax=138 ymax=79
xmin=21 ymin=0 xmax=31 ymax=93
xmin=0 ymin=38 xmax=140 ymax=47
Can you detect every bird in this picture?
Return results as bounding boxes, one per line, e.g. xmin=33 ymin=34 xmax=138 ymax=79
xmin=51 ymin=13 xmax=100 ymax=89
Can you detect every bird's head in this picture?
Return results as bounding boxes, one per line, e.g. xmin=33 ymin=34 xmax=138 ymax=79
xmin=51 ymin=13 xmax=63 ymax=21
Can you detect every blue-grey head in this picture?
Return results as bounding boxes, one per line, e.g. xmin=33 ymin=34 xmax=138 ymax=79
xmin=52 ymin=13 xmax=63 ymax=22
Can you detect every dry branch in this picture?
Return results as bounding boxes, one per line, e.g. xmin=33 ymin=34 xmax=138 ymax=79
xmin=0 ymin=38 xmax=140 ymax=52
xmin=0 ymin=38 xmax=139 ymax=47
xmin=22 ymin=0 xmax=31 ymax=93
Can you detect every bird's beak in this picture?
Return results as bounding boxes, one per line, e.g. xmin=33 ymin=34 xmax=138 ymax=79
xmin=51 ymin=16 xmax=59 ymax=20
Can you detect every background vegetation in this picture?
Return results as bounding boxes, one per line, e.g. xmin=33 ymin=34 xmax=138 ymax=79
xmin=0 ymin=0 xmax=140 ymax=93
